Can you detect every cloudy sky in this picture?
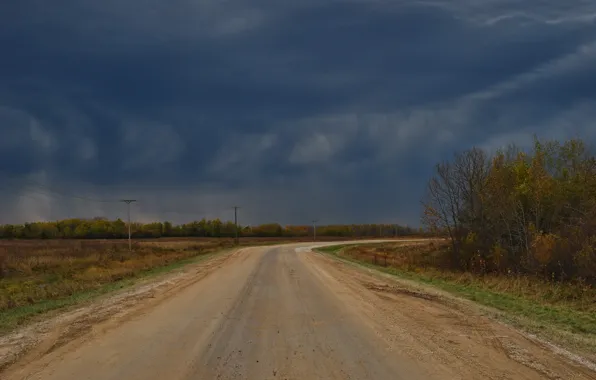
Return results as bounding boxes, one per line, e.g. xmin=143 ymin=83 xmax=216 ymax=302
xmin=1 ymin=0 xmax=596 ymax=226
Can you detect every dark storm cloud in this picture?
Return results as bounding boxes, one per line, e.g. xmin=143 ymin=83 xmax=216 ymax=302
xmin=1 ymin=0 xmax=596 ymax=224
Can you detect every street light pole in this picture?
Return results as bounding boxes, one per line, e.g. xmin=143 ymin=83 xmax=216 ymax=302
xmin=312 ymin=219 xmax=318 ymax=242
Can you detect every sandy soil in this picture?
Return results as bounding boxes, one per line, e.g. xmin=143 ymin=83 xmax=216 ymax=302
xmin=1 ymin=242 xmax=594 ymax=380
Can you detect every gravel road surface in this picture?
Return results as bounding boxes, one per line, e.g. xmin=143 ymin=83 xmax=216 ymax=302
xmin=3 ymin=242 xmax=595 ymax=380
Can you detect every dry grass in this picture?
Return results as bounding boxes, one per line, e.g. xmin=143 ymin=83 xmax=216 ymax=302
xmin=0 ymin=239 xmax=240 ymax=312
xmin=336 ymin=242 xmax=596 ymax=313
xmin=337 ymin=241 xmax=447 ymax=271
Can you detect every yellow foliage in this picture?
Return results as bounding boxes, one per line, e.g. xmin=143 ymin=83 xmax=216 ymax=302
xmin=531 ymin=233 xmax=558 ymax=265
xmin=491 ymin=244 xmax=507 ymax=270
xmin=464 ymin=231 xmax=477 ymax=245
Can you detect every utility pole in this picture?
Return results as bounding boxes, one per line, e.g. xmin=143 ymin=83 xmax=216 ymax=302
xmin=233 ymin=206 xmax=240 ymax=245
xmin=120 ymin=200 xmax=137 ymax=251
xmin=312 ymin=219 xmax=318 ymax=242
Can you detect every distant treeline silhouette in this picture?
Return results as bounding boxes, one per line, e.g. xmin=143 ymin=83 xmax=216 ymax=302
xmin=0 ymin=218 xmax=421 ymax=239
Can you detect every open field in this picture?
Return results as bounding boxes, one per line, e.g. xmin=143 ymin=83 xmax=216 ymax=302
xmin=318 ymin=242 xmax=596 ymax=357
xmin=0 ymin=238 xmax=232 ymax=333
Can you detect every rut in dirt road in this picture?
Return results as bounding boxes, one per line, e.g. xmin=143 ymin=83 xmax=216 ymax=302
xmin=3 ymin=243 xmax=595 ymax=380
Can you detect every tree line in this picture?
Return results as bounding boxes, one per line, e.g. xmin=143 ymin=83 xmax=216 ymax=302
xmin=423 ymin=137 xmax=596 ymax=283
xmin=0 ymin=218 xmax=420 ymax=239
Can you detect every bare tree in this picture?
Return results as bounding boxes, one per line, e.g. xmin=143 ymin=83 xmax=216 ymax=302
xmin=422 ymin=160 xmax=463 ymax=267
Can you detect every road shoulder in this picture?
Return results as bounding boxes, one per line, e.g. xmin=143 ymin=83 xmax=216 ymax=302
xmin=309 ymin=246 xmax=596 ymax=379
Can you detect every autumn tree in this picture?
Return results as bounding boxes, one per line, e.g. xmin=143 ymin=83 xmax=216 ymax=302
xmin=423 ymin=137 xmax=596 ymax=282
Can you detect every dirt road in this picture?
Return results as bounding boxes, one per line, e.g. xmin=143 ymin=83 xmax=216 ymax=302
xmin=3 ymin=243 xmax=595 ymax=380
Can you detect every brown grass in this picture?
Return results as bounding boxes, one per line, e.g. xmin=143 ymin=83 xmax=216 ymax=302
xmin=0 ymin=239 xmax=244 ymax=312
xmin=338 ymin=242 xmax=596 ymax=313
